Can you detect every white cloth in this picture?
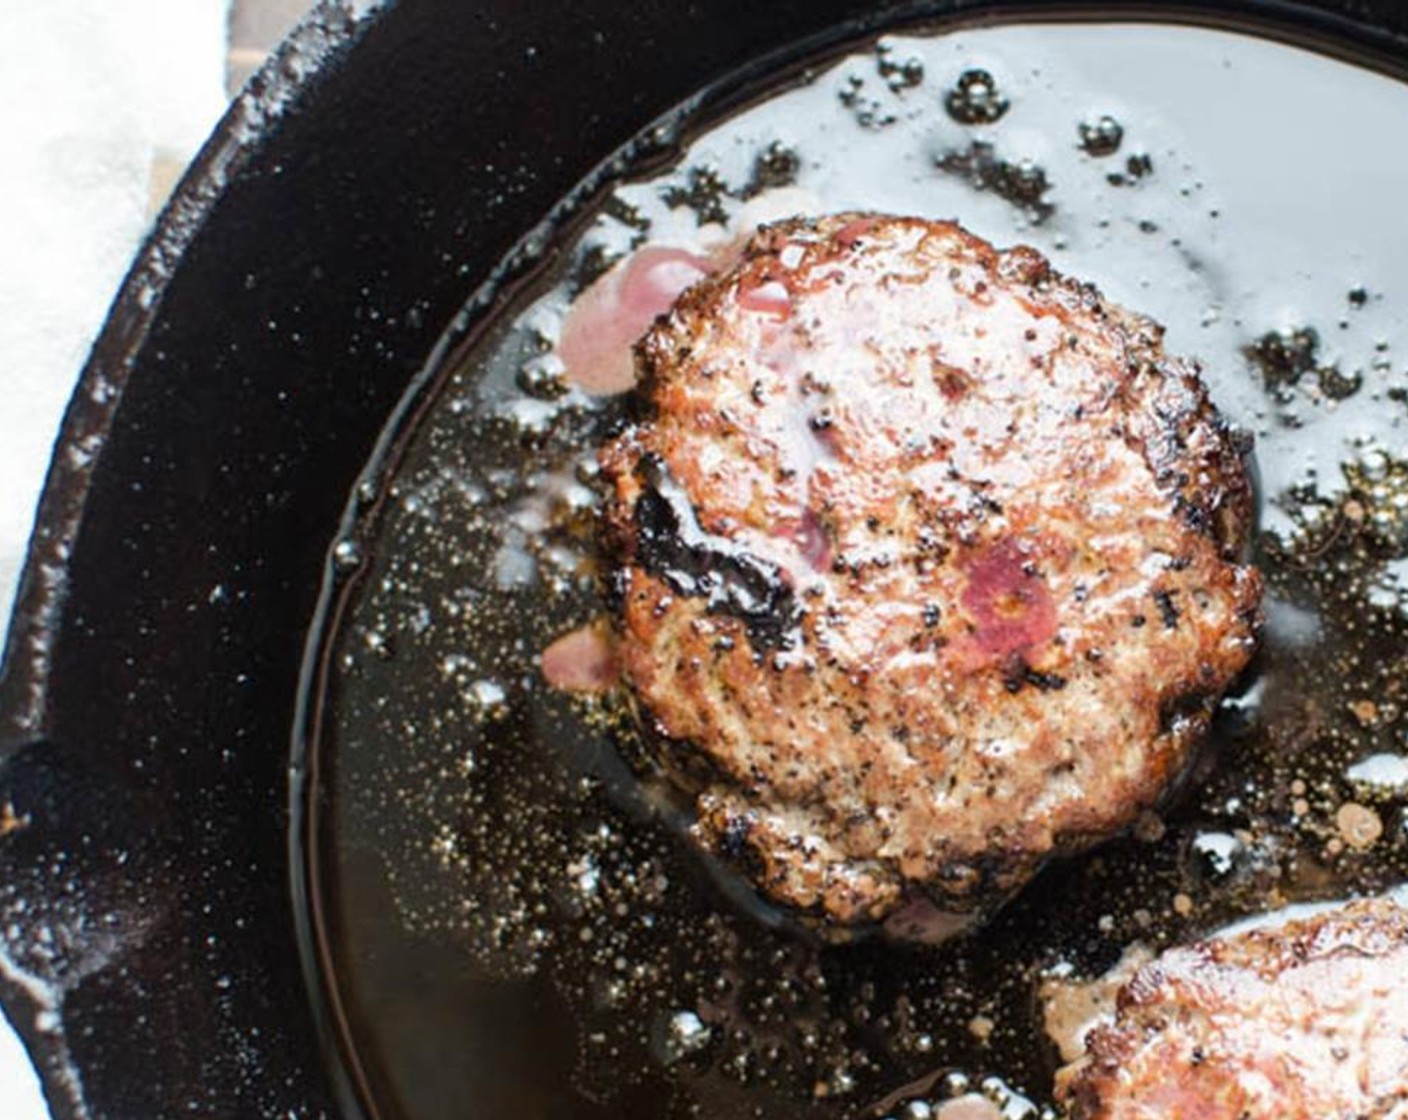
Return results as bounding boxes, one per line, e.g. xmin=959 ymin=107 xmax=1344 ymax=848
xmin=0 ymin=3 xmax=230 ymax=1115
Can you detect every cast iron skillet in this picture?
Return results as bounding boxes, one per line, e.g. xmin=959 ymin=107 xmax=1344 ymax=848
xmin=3 ymin=1 xmax=1408 ymax=1117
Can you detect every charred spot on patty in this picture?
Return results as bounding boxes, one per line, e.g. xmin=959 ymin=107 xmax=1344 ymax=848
xmin=631 ymin=453 xmax=803 ymax=651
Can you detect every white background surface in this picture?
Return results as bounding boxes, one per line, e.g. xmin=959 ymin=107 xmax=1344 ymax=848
xmin=0 ymin=2 xmax=230 ymax=1115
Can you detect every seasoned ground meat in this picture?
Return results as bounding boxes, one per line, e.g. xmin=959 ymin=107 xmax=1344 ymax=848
xmin=599 ymin=213 xmax=1261 ymax=939
xmin=1055 ymin=898 xmax=1408 ymax=1118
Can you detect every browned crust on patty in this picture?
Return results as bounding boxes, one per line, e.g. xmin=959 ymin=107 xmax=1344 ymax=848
xmin=600 ymin=213 xmax=1262 ymax=937
xmin=1055 ymin=898 xmax=1408 ymax=1118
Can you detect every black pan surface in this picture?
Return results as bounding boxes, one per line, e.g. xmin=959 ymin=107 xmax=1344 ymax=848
xmin=4 ymin=2 xmax=1408 ymax=1118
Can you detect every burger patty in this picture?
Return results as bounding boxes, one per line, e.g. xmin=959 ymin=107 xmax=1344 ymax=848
xmin=599 ymin=213 xmax=1262 ymax=939
xmin=1055 ymin=898 xmax=1408 ymax=1118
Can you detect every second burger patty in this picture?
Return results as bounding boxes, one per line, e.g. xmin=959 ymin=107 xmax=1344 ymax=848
xmin=600 ymin=213 xmax=1262 ymax=940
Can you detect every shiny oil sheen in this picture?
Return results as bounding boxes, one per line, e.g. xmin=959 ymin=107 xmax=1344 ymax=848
xmin=303 ymin=18 xmax=1408 ymax=1120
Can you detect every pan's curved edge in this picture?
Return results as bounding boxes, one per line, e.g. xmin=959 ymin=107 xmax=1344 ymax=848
xmin=0 ymin=4 xmax=387 ymax=1116
xmin=0 ymin=0 xmax=383 ymax=742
